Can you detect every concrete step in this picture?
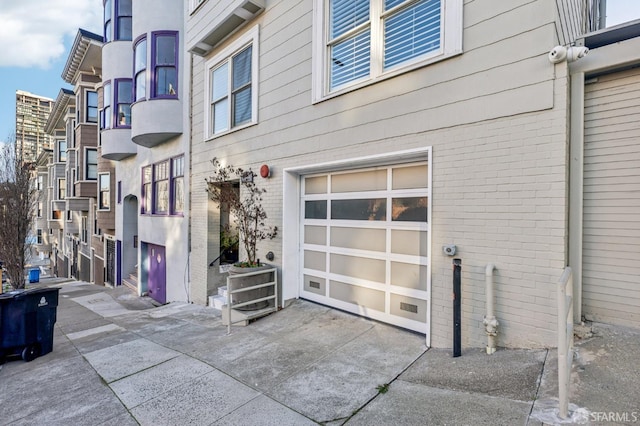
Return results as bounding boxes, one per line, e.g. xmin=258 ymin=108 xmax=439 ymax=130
xmin=122 ymin=277 xmax=137 ymax=292
xmin=218 ymin=286 xmax=227 ymax=297
xmin=208 ymin=294 xmax=226 ymax=310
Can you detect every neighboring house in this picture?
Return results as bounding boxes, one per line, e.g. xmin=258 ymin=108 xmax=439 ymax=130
xmin=101 ymin=0 xmax=189 ymax=304
xmin=186 ymin=0 xmax=639 ymax=349
xmin=33 ymin=148 xmax=53 ymax=259
xmin=60 ymin=29 xmax=103 ymax=283
xmin=44 ymin=89 xmax=75 ymax=278
xmin=568 ymin=19 xmax=640 ymax=329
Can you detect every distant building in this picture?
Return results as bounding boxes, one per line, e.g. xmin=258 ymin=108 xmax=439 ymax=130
xmin=15 ymin=90 xmax=54 ymax=163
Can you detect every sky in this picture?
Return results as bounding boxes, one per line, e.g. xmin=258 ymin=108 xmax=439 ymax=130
xmin=0 ymin=0 xmax=102 ymax=144
xmin=0 ymin=0 xmax=640 ymax=145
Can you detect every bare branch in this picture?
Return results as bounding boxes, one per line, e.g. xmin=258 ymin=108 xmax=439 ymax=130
xmin=205 ymin=158 xmax=278 ymax=266
xmin=0 ymin=137 xmax=37 ymax=289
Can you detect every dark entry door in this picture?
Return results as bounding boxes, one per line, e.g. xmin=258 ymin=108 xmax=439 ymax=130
xmin=106 ymin=239 xmax=116 ymax=285
xmin=148 ymin=244 xmax=166 ymax=304
xmin=71 ymin=240 xmax=79 ymax=279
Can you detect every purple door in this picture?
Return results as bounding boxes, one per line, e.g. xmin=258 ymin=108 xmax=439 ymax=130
xmin=148 ymin=244 xmax=166 ymax=304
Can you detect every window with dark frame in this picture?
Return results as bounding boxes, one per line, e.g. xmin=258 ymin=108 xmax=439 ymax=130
xmin=86 ymin=149 xmax=98 ymax=180
xmin=141 ymin=158 xmax=185 ymax=216
xmin=58 ymin=140 xmax=67 ymax=162
xmin=58 ymin=178 xmax=66 ymax=199
xmin=103 ymin=0 xmax=112 ymax=42
xmin=171 ymin=156 xmax=184 ymax=214
xmin=99 ymin=173 xmax=110 ymax=210
xmin=101 ymin=82 xmax=112 ymax=130
xmin=37 ymin=229 xmax=43 ymax=244
xmin=87 ymin=91 xmax=98 ymax=123
xmin=81 ymin=216 xmax=88 ymax=243
xmin=154 ymin=161 xmax=169 ymax=214
xmin=142 ymin=166 xmax=151 ymax=214
xmin=115 ymin=79 xmax=132 ymax=126
xmin=152 ymin=31 xmax=178 ymax=98
xmin=134 ymin=37 xmax=147 ymax=101
xmin=116 ymin=0 xmax=132 ymax=41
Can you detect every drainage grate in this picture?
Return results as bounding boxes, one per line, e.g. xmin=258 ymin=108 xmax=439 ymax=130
xmin=400 ymin=302 xmax=418 ymax=314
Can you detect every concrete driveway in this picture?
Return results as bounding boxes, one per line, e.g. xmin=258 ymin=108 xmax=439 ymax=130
xmin=1 ymin=280 xmax=637 ymax=425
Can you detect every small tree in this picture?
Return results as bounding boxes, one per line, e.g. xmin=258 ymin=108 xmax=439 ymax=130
xmin=205 ymin=158 xmax=277 ymax=267
xmin=0 ymin=137 xmax=37 ymax=289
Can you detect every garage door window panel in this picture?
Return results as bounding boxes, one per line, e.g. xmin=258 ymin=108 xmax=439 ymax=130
xmin=392 ymin=196 xmax=428 ymax=221
xmin=330 ymin=253 xmax=386 ymax=283
xmin=331 ymin=198 xmax=386 ymax=220
xmin=331 ymin=169 xmax=387 ymax=192
xmin=305 ymin=200 xmax=328 ymax=219
xmin=330 ymin=280 xmax=385 ymax=312
xmin=330 ymin=226 xmax=386 ymax=251
xmin=304 ymin=225 xmax=327 ymax=245
xmin=390 ymin=262 xmax=428 ymax=290
xmin=305 ymin=175 xmax=328 ymax=194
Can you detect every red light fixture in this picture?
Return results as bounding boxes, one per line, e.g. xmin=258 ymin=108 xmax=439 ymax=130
xmin=260 ymin=164 xmax=270 ymax=178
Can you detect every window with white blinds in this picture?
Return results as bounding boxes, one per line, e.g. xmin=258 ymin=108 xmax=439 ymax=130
xmin=205 ymin=25 xmax=259 ymax=139
xmin=315 ymin=0 xmax=461 ymax=99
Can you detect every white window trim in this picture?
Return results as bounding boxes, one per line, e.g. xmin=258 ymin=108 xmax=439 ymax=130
xmin=190 ymin=0 xmax=206 ymax=14
xmin=312 ymin=0 xmax=463 ymax=103
xmin=204 ymin=24 xmax=260 ymax=140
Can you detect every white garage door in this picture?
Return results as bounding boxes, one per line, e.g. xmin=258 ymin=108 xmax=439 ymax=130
xmin=300 ymin=162 xmax=431 ymax=334
xmin=582 ymin=67 xmax=640 ymax=328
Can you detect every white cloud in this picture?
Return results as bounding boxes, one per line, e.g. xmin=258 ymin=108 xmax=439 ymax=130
xmin=0 ymin=0 xmax=102 ymax=68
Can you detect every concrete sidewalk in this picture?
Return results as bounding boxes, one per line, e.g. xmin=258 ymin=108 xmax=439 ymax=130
xmin=1 ymin=280 xmax=638 ymax=425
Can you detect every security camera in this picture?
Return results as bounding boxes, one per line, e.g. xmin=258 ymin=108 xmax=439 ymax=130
xmin=443 ymin=244 xmax=457 ymax=256
xmin=548 ymin=45 xmax=589 ymax=63
xmin=548 ymin=46 xmax=567 ymax=63
xmin=566 ymin=46 xmax=589 ymax=62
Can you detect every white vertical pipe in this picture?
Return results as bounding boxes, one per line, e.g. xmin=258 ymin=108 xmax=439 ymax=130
xmin=484 ymin=264 xmax=498 ymax=354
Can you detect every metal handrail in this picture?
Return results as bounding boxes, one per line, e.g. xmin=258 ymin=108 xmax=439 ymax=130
xmin=557 ymin=266 xmax=574 ymax=419
xmin=226 ymin=267 xmax=278 ymax=335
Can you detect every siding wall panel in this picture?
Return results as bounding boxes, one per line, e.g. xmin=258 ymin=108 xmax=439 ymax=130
xmin=582 ymin=67 xmax=640 ymax=328
xmin=188 ymin=0 xmax=573 ymax=347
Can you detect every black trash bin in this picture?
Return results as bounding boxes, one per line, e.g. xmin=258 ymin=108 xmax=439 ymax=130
xmin=0 ymin=287 xmax=59 ymax=363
